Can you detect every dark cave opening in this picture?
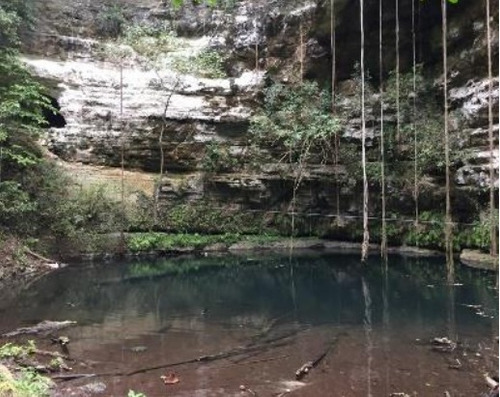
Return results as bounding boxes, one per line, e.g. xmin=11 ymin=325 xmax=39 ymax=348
xmin=42 ymin=96 xmax=66 ymax=128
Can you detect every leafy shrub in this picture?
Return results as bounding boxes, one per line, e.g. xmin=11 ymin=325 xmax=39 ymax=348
xmin=250 ymin=81 xmax=340 ymax=163
xmin=127 ymin=232 xmax=241 ymax=253
xmin=202 ymin=142 xmax=238 ymax=172
xmin=164 ymin=203 xmax=266 ymax=235
xmin=0 ymin=368 xmax=52 ymax=397
xmin=123 ymin=23 xmax=181 ymax=58
xmin=172 ymin=50 xmax=227 ymax=78
xmin=457 ymin=210 xmax=498 ymax=252
xmin=0 ymin=181 xmax=36 ymax=233
xmin=404 ymin=211 xmax=446 ymax=250
xmin=0 ymin=340 xmax=36 ymax=359
xmin=95 ymin=4 xmax=126 ymax=38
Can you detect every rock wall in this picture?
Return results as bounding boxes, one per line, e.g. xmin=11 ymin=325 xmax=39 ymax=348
xmin=21 ymin=0 xmax=498 ymax=235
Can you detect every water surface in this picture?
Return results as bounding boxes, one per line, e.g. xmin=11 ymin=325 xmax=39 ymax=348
xmin=0 ymin=252 xmax=497 ymax=396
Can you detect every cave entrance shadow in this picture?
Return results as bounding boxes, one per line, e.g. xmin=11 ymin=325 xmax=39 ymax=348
xmin=43 ymin=96 xmax=66 ymax=128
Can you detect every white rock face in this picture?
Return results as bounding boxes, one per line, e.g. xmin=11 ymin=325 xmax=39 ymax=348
xmin=449 ymin=77 xmax=499 ymax=188
xmin=22 ymin=48 xmax=264 ymax=168
xmin=449 ymin=77 xmax=499 ymax=123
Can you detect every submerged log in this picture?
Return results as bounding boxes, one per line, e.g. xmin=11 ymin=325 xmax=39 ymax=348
xmin=2 ymin=320 xmax=77 ymax=337
xmin=24 ymin=248 xmax=65 ymax=269
xmin=295 ymin=361 xmax=313 ymax=380
xmin=294 ymin=336 xmax=341 ymax=380
xmin=51 ymin=373 xmax=96 ymax=381
xmin=123 ymin=330 xmax=303 ymax=377
xmin=125 ymin=339 xmax=291 ymax=377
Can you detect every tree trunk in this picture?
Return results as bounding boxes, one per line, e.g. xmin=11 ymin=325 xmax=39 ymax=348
xmin=441 ymin=0 xmax=454 ymax=281
xmin=379 ymin=0 xmax=387 ymax=261
xmin=486 ymin=0 xmax=498 ymax=258
xmin=360 ymin=0 xmax=369 ymax=262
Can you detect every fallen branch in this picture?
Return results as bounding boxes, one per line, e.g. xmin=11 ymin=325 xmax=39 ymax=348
xmin=237 ymin=354 xmax=289 ymax=366
xmin=125 ymin=335 xmax=295 ymax=377
xmin=51 ymin=373 xmax=96 ymax=381
xmin=295 ymin=336 xmax=340 ymax=380
xmin=34 ymin=349 xmax=70 ymax=361
xmin=24 ymin=248 xmax=63 ymax=268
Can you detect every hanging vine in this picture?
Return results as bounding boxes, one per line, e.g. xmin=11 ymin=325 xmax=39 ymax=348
xmin=441 ymin=0 xmax=454 ymax=281
xmin=119 ymin=59 xmax=126 ymax=254
xmin=360 ymin=0 xmax=369 ymax=262
xmin=330 ymin=0 xmax=341 ymax=223
xmin=485 ymin=0 xmax=498 ymax=258
xmin=379 ymin=0 xmax=387 ymax=261
xmin=395 ymin=0 xmax=401 ymax=149
xmin=412 ymin=0 xmax=419 ymax=228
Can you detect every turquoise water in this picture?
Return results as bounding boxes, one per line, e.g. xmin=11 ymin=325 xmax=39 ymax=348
xmin=0 ymin=252 xmax=497 ymax=396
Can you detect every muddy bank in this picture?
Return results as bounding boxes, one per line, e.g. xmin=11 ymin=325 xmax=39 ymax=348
xmin=2 ymin=323 xmax=496 ymax=397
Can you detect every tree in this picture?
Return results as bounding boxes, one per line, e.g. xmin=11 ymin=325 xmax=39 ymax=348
xmin=0 ymin=2 xmax=52 ymax=181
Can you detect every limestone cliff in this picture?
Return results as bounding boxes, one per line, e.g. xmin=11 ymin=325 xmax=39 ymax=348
xmin=21 ymin=0 xmax=499 ymax=237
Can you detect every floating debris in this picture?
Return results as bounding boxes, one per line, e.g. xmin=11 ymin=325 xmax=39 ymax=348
xmin=51 ymin=336 xmax=70 ymax=346
xmin=161 ymin=372 xmax=180 ymax=385
xmin=130 ymin=346 xmax=148 ymax=353
xmin=460 ymin=303 xmax=482 ymax=309
xmin=431 ymin=337 xmax=456 ymax=353
xmin=448 ymin=358 xmax=462 ymax=370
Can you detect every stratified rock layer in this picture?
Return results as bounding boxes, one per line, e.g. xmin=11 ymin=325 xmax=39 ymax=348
xmin=22 ymin=0 xmax=498 ymax=231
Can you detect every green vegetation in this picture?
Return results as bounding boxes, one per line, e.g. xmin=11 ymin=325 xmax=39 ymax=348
xmin=122 ymin=23 xmax=182 ymax=58
xmin=251 ymin=81 xmax=340 ymax=164
xmin=127 ymin=391 xmax=147 ymax=397
xmin=0 ymin=369 xmax=52 ymax=397
xmin=0 ymin=341 xmax=51 ymax=397
xmin=171 ymin=50 xmax=227 ymax=78
xmin=381 ymin=68 xmax=471 ymax=176
xmin=127 ymin=232 xmax=232 ymax=252
xmin=95 ymin=4 xmax=126 ymax=38
xmin=127 ymin=232 xmax=283 ymax=253
xmin=0 ymin=341 xmax=36 ymax=359
xmin=0 ymin=1 xmax=127 ymax=258
xmin=98 ymin=19 xmax=227 ymax=78
xmin=163 ymin=203 xmax=268 ymax=235
xmin=202 ymin=142 xmax=239 ymax=172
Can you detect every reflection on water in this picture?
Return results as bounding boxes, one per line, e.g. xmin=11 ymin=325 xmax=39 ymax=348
xmin=1 ymin=253 xmax=495 ymax=334
xmin=0 ymin=252 xmax=497 ymax=396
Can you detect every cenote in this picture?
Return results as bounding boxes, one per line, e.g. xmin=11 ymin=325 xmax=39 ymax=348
xmin=0 ymin=252 xmax=497 ymax=397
